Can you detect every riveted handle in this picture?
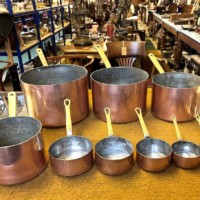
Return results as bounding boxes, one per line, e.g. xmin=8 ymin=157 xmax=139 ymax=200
xmin=64 ymin=99 xmax=72 ymax=136
xmin=95 ymin=45 xmax=111 ymax=68
xmin=104 ymin=107 xmax=114 ymax=137
xmin=148 ymin=53 xmax=165 ymax=74
xmin=135 ymin=107 xmax=150 ymax=138
xmin=172 ymin=115 xmax=182 ymax=141
xmin=36 ymin=48 xmax=48 ymax=66
xmin=8 ymin=91 xmax=16 ymax=117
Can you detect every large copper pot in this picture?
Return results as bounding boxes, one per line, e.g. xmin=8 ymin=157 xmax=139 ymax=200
xmin=0 ymin=92 xmax=47 ymax=185
xmin=90 ymin=67 xmax=149 ymax=123
xmin=149 ymin=53 xmax=200 ymax=122
xmin=20 ymin=65 xmax=89 ymax=127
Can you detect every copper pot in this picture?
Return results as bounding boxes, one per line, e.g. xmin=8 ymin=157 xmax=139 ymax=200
xmin=20 ymin=64 xmax=89 ymax=127
xmin=135 ymin=107 xmax=172 ymax=172
xmin=49 ymin=99 xmax=93 ymax=176
xmin=0 ymin=92 xmax=47 ymax=185
xmin=95 ymin=108 xmax=134 ymax=175
xmin=91 ymin=67 xmax=149 ymax=123
xmin=171 ymin=115 xmax=200 ymax=169
xmin=149 ymin=53 xmax=200 ymax=122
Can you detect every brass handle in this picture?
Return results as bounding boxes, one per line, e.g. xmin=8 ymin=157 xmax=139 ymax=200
xmin=172 ymin=115 xmax=182 ymax=141
xmin=36 ymin=48 xmax=48 ymax=66
xmin=104 ymin=107 xmax=114 ymax=137
xmin=8 ymin=91 xmax=16 ymax=117
xmin=64 ymin=99 xmax=72 ymax=136
xmin=195 ymin=114 xmax=200 ymax=125
xmin=135 ymin=107 xmax=150 ymax=138
xmin=95 ymin=45 xmax=111 ymax=68
xmin=148 ymin=53 xmax=165 ymax=74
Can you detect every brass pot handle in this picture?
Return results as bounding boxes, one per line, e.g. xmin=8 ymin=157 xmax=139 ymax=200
xmin=8 ymin=91 xmax=16 ymax=117
xmin=95 ymin=45 xmax=111 ymax=68
xmin=104 ymin=107 xmax=114 ymax=137
xmin=36 ymin=48 xmax=48 ymax=66
xmin=172 ymin=115 xmax=182 ymax=141
xmin=195 ymin=114 xmax=200 ymax=125
xmin=148 ymin=53 xmax=165 ymax=74
xmin=135 ymin=107 xmax=150 ymax=139
xmin=64 ymin=99 xmax=72 ymax=136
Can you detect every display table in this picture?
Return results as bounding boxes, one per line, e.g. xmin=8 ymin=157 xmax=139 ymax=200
xmin=0 ymin=88 xmax=200 ymax=200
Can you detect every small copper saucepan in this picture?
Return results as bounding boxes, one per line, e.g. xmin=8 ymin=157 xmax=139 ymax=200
xmin=171 ymin=115 xmax=200 ymax=169
xmin=49 ymin=99 xmax=93 ymax=176
xmin=135 ymin=107 xmax=172 ymax=172
xmin=95 ymin=107 xmax=134 ymax=175
xmin=0 ymin=92 xmax=47 ymax=185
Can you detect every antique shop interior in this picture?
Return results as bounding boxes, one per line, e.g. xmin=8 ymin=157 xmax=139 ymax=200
xmin=0 ymin=0 xmax=200 ymax=199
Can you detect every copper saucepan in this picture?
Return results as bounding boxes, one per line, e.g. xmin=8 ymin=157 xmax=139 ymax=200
xmin=91 ymin=45 xmax=149 ymax=123
xmin=20 ymin=49 xmax=89 ymax=127
xmin=0 ymin=92 xmax=47 ymax=185
xmin=135 ymin=107 xmax=172 ymax=172
xmin=95 ymin=107 xmax=134 ymax=175
xmin=171 ymin=115 xmax=200 ymax=169
xmin=49 ymin=99 xmax=93 ymax=176
xmin=149 ymin=53 xmax=200 ymax=122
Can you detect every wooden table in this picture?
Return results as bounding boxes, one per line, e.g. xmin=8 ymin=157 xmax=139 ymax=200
xmin=176 ymin=30 xmax=200 ymax=66
xmin=152 ymin=13 xmax=163 ymax=40
xmin=59 ymin=41 xmax=107 ymax=59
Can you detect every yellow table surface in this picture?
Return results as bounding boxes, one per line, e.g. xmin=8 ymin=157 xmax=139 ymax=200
xmin=1 ymin=88 xmax=200 ymax=200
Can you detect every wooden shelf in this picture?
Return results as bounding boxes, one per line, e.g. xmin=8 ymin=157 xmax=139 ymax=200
xmin=63 ymin=22 xmax=70 ymax=28
xmin=20 ymin=39 xmax=39 ymax=52
xmin=54 ymin=27 xmax=63 ymax=33
xmin=41 ymin=32 xmax=54 ymax=41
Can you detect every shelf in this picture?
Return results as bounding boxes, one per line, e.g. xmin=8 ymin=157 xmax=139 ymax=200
xmin=13 ymin=10 xmax=35 ymax=16
xmin=54 ymin=27 xmax=63 ymax=33
xmin=63 ymin=21 xmax=70 ymax=28
xmin=41 ymin=32 xmax=54 ymax=41
xmin=37 ymin=7 xmax=51 ymax=11
xmin=51 ymin=5 xmax=61 ymax=9
xmin=19 ymin=39 xmax=39 ymax=53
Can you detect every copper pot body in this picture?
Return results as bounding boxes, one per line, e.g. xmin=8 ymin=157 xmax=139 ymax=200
xmin=91 ymin=67 xmax=149 ymax=123
xmin=95 ymin=136 xmax=134 ymax=175
xmin=136 ymin=152 xmax=172 ymax=172
xmin=152 ymin=72 xmax=200 ymax=122
xmin=0 ymin=116 xmax=47 ymax=185
xmin=20 ymin=65 xmax=89 ymax=127
xmin=95 ymin=153 xmax=134 ymax=175
xmin=172 ymin=141 xmax=200 ymax=169
xmin=49 ymin=136 xmax=93 ymax=176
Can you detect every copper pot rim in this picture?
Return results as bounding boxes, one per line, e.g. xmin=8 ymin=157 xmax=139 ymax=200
xmin=49 ymin=135 xmax=93 ymax=161
xmin=90 ymin=67 xmax=149 ymax=86
xmin=136 ymin=138 xmax=173 ymax=159
xmin=172 ymin=140 xmax=200 ymax=159
xmin=152 ymin=72 xmax=200 ymax=89
xmin=0 ymin=116 xmax=42 ymax=149
xmin=20 ymin=64 xmax=88 ymax=87
xmin=95 ymin=136 xmax=134 ymax=161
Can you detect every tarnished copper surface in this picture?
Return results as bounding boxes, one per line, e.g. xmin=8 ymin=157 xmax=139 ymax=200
xmin=95 ymin=152 xmax=134 ymax=175
xmin=49 ymin=149 xmax=93 ymax=177
xmin=136 ymin=150 xmax=172 ymax=172
xmin=0 ymin=117 xmax=47 ymax=185
xmin=151 ymin=72 xmax=200 ymax=122
xmin=91 ymin=67 xmax=148 ymax=123
xmin=20 ymin=65 xmax=89 ymax=127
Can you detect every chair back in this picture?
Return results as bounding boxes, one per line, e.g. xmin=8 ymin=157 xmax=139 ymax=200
xmin=106 ymin=41 xmax=146 ymax=67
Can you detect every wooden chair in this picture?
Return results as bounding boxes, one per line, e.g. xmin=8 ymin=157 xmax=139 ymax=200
xmin=106 ymin=41 xmax=146 ymax=68
xmin=46 ymin=54 xmax=95 ymax=87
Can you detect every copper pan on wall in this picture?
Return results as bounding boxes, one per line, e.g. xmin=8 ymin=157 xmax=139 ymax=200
xmin=149 ymin=53 xmax=200 ymax=122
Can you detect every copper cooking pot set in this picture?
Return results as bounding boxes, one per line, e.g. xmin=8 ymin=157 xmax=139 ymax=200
xmin=0 ymin=53 xmax=200 ymax=185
